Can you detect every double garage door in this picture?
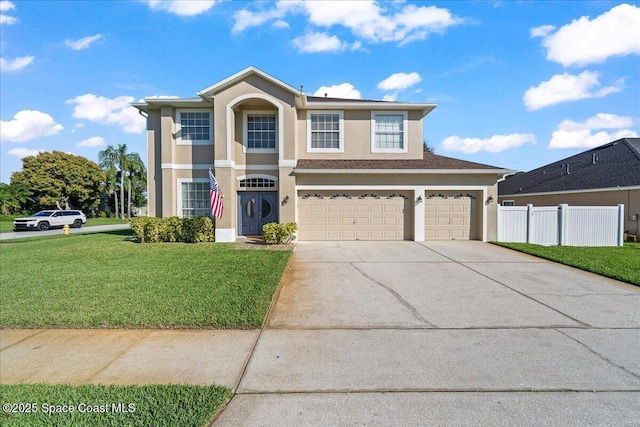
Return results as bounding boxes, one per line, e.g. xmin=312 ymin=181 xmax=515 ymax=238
xmin=298 ymin=191 xmax=413 ymax=240
xmin=298 ymin=190 xmax=479 ymax=241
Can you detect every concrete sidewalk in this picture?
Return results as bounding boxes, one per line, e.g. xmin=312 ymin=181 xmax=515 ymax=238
xmin=0 ymin=329 xmax=257 ymax=387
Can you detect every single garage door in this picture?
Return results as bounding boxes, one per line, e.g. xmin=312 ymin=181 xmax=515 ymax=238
xmin=298 ymin=191 xmax=413 ymax=240
xmin=425 ymin=192 xmax=479 ymax=240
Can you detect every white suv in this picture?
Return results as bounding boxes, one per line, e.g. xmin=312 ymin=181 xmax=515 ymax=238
xmin=13 ymin=210 xmax=87 ymax=231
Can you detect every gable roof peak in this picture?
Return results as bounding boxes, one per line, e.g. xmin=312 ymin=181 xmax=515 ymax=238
xmin=198 ymin=66 xmax=302 ymax=98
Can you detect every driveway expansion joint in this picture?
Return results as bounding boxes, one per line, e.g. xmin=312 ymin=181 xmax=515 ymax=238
xmin=0 ymin=329 xmax=45 ymax=352
xmin=84 ymin=329 xmax=153 ymax=383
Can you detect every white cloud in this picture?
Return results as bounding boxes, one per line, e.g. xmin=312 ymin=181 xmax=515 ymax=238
xmin=75 ymin=136 xmax=106 ymax=147
xmin=65 ymin=34 xmax=104 ymax=50
xmin=532 ymin=3 xmax=640 ymax=67
xmin=377 ymin=72 xmax=421 ymax=91
xmin=66 ymin=94 xmax=145 ymax=134
xmin=382 ymin=93 xmax=397 ymax=102
xmin=0 ymin=1 xmax=15 ymax=11
xmin=441 ymin=133 xmax=537 ymax=153
xmin=313 ymin=83 xmax=361 ymax=99
xmin=292 ymin=31 xmax=348 ymax=53
xmin=233 ymin=1 xmax=463 ymax=47
xmin=7 ymin=147 xmax=45 ymax=158
xmin=232 ymin=2 xmax=297 ymax=34
xmin=145 ymin=0 xmax=216 ymax=16
xmin=0 ymin=55 xmax=34 ymax=72
xmin=549 ymin=113 xmax=638 ymax=149
xmin=523 ymin=71 xmax=622 ymax=111
xmin=0 ymin=110 xmax=63 ymax=143
xmin=0 ymin=0 xmax=18 ymax=25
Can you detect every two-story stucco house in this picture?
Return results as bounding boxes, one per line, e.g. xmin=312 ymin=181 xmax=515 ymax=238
xmin=133 ymin=67 xmax=511 ymax=242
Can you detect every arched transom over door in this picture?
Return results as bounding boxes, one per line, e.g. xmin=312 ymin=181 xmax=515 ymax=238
xmin=425 ymin=192 xmax=479 ymax=240
xmin=297 ymin=191 xmax=413 ymax=241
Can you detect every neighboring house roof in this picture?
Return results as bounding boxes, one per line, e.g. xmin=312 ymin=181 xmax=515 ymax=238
xmin=499 ymin=138 xmax=640 ymax=196
xmin=295 ymin=152 xmax=511 ymax=174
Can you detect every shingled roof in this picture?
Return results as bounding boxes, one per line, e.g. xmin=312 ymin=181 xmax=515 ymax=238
xmin=499 ymin=138 xmax=640 ymax=196
xmin=295 ymin=152 xmax=508 ymax=172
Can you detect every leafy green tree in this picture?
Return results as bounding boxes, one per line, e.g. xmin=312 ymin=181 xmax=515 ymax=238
xmin=10 ymin=151 xmax=104 ymax=213
xmin=423 ymin=140 xmax=435 ymax=154
xmin=0 ymin=182 xmax=30 ymax=214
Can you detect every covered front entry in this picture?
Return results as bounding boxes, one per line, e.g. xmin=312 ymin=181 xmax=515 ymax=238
xmin=425 ymin=192 xmax=479 ymax=240
xmin=238 ymin=192 xmax=278 ymax=236
xmin=297 ymin=191 xmax=413 ymax=241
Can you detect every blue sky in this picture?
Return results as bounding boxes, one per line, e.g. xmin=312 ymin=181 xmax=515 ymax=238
xmin=1 ymin=0 xmax=639 ymax=183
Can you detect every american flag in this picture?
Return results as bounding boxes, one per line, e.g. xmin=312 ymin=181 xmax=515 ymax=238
xmin=209 ymin=170 xmax=223 ymax=219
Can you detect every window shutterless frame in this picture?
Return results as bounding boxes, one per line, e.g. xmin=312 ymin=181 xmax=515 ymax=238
xmin=175 ymin=110 xmax=213 ymax=145
xmin=243 ymin=110 xmax=277 ymax=153
xmin=371 ymin=111 xmax=408 ymax=153
xmin=307 ymin=110 xmax=344 ymax=153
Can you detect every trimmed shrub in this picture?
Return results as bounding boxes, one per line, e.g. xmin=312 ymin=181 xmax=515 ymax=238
xmin=182 ymin=217 xmax=215 ymax=243
xmin=130 ymin=217 xmax=214 ymax=243
xmin=159 ymin=216 xmax=183 ymax=242
xmin=263 ymin=222 xmax=297 ymax=244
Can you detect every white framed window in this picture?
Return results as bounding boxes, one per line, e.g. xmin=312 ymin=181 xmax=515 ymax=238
xmin=371 ymin=111 xmax=408 ymax=153
xmin=307 ymin=111 xmax=344 ymax=153
xmin=177 ymin=178 xmax=210 ymax=218
xmin=243 ymin=111 xmax=277 ymax=152
xmin=176 ymin=110 xmax=212 ymax=145
xmin=502 ymin=200 xmax=515 ymax=206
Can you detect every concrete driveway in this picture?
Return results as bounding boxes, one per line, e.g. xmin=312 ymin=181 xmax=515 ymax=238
xmin=215 ymin=241 xmax=640 ymax=426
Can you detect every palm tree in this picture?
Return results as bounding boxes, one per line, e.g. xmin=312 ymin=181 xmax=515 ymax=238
xmin=124 ymin=153 xmax=146 ymax=218
xmin=0 ymin=182 xmax=30 ymax=215
xmin=99 ymin=144 xmax=128 ymax=219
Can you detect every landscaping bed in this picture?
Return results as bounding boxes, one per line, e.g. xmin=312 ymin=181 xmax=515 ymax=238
xmin=0 ymin=230 xmax=292 ymax=328
xmin=493 ymin=242 xmax=640 ymax=285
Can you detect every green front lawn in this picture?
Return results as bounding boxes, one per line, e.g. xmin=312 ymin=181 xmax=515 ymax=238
xmin=493 ymin=242 xmax=640 ymax=285
xmin=0 ymin=231 xmax=291 ymax=328
xmin=0 ymin=384 xmax=231 ymax=427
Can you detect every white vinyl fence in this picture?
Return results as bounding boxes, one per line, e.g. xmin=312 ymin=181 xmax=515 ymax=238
xmin=497 ymin=204 xmax=624 ymax=247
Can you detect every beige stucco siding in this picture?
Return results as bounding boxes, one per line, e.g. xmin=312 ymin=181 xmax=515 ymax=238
xmin=498 ymin=189 xmax=640 ymax=234
xmin=213 ymin=76 xmax=297 ymax=165
xmin=147 ymin=110 xmax=162 ymax=217
xmin=296 ymin=109 xmax=424 ymax=160
xmin=296 ymin=173 xmax=501 ymax=187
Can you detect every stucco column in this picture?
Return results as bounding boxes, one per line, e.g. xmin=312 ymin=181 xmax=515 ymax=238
xmin=214 ymin=166 xmax=236 ymax=242
xmin=414 ymin=187 xmax=426 ymax=241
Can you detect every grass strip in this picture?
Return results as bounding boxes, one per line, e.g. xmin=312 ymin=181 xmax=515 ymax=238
xmin=0 ymin=383 xmax=231 ymax=427
xmin=0 ymin=231 xmax=291 ymax=328
xmin=493 ymin=242 xmax=640 ymax=285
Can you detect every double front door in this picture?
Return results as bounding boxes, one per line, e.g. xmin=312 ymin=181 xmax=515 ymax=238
xmin=238 ymin=192 xmax=278 ymax=236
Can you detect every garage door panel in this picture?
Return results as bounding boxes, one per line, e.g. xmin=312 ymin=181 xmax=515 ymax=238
xmin=298 ymin=191 xmax=412 ymax=241
xmin=425 ymin=192 xmax=479 ymax=241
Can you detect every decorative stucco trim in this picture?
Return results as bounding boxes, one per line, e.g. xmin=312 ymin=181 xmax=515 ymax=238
xmin=215 ymin=228 xmax=236 ymax=242
xmin=161 ymin=163 xmax=212 ymax=170
xmin=226 ymin=93 xmax=285 ymax=164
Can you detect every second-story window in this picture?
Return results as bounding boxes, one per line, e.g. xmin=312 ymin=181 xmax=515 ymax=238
xmin=308 ymin=111 xmax=344 ymax=152
xmin=177 ymin=111 xmax=211 ymax=144
xmin=371 ymin=111 xmax=408 ymax=153
xmin=246 ymin=114 xmax=276 ymax=149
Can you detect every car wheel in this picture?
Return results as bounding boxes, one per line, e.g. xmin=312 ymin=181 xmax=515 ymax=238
xmin=37 ymin=222 xmax=50 ymax=231
xmin=73 ymin=219 xmax=83 ymax=228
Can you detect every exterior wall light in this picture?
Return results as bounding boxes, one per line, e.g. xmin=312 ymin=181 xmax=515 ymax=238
xmin=281 ymin=195 xmax=290 ymax=206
